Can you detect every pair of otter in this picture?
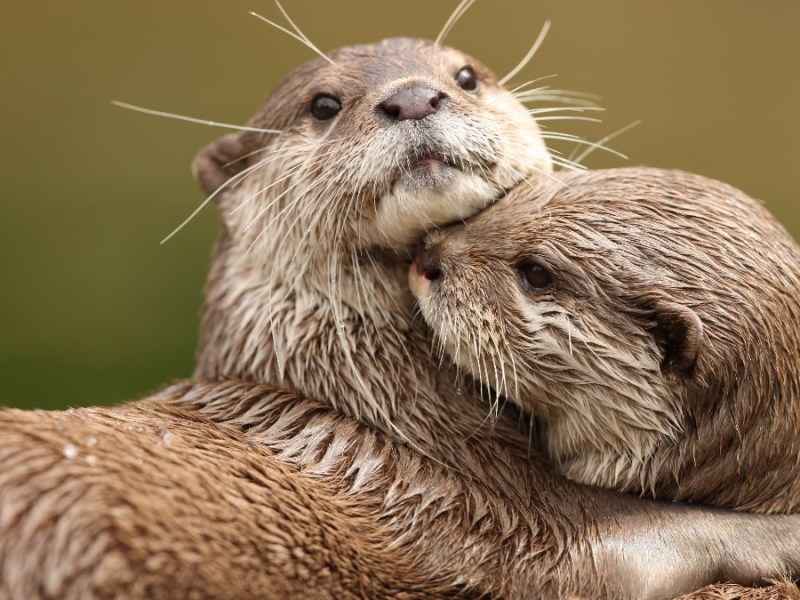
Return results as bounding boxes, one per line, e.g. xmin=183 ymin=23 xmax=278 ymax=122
xmin=2 ymin=31 xmax=799 ymax=600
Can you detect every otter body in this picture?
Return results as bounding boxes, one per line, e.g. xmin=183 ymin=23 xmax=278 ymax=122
xmin=0 ymin=386 xmax=451 ymax=599
xmin=3 ymin=35 xmax=800 ymax=599
xmin=413 ymin=167 xmax=800 ymax=513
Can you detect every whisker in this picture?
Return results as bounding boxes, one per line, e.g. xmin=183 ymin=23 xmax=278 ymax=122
xmin=250 ymin=7 xmax=334 ymax=65
xmin=228 ymin=163 xmax=303 ymax=216
xmin=506 ymin=74 xmax=558 ymax=95
xmin=161 ymin=154 xmax=274 ymax=244
xmin=499 ymin=20 xmax=552 ymax=86
xmin=273 ymin=0 xmax=334 ymax=65
xmin=435 ymin=0 xmax=478 ymax=46
xmin=550 ymin=156 xmax=587 ymax=171
xmin=111 ymin=101 xmax=281 ymax=134
xmin=501 ymin=161 xmax=574 ymax=194
xmin=503 ymin=338 xmax=520 ymax=402
xmin=221 ymin=145 xmax=281 ymax=170
xmin=536 ymin=116 xmax=602 ymax=124
xmin=232 ymin=142 xmax=339 ymax=218
xmin=243 ymin=144 xmax=341 ymax=237
xmin=528 ymin=106 xmax=605 ymax=116
xmin=514 ymin=88 xmax=601 ymax=105
xmin=541 ymin=132 xmax=629 ymax=160
xmin=570 ymin=119 xmax=642 ymax=165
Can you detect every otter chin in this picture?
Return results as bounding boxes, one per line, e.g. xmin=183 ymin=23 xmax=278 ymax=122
xmin=413 ymin=167 xmax=800 ymax=513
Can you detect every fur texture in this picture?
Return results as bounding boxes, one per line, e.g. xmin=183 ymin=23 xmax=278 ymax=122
xmin=4 ymin=380 xmax=800 ymax=599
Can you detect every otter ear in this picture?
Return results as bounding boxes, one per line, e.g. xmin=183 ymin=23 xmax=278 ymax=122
xmin=192 ymin=133 xmax=248 ymax=200
xmin=651 ymin=301 xmax=703 ymax=372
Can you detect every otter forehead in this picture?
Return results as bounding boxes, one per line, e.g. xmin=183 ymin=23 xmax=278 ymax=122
xmin=331 ymin=38 xmax=489 ymax=84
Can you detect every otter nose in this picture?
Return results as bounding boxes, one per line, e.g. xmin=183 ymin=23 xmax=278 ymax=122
xmin=414 ymin=244 xmax=442 ymax=282
xmin=379 ymin=86 xmax=444 ymax=121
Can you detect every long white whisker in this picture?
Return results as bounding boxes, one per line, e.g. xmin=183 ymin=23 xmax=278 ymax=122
xmin=273 ymin=0 xmax=334 ymax=65
xmin=550 ymin=156 xmax=587 ymax=171
xmin=250 ymin=10 xmax=333 ymax=65
xmin=499 ymin=20 xmax=552 ymax=86
xmin=111 ymin=101 xmax=281 ymax=134
xmin=570 ymin=119 xmax=642 ymax=165
xmin=528 ymin=106 xmax=605 ymax=116
xmin=514 ymin=88 xmax=601 ymax=104
xmin=233 ymin=143 xmax=339 ymax=219
xmin=536 ymin=116 xmax=602 ymax=124
xmin=161 ymin=154 xmax=273 ymax=244
xmin=541 ymin=132 xmax=629 ymax=160
xmin=228 ymin=163 xmax=303 ymax=216
xmin=435 ymin=0 xmax=477 ymax=46
xmin=243 ymin=144 xmax=341 ymax=238
xmin=503 ymin=337 xmax=520 ymax=402
xmin=506 ymin=75 xmax=558 ymax=95
xmin=501 ymin=160 xmax=573 ymax=193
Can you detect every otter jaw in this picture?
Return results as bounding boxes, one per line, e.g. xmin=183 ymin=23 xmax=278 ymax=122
xmin=371 ymin=172 xmax=500 ymax=252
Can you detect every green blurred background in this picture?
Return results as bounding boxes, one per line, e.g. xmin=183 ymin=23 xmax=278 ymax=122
xmin=1 ymin=1 xmax=798 ymax=409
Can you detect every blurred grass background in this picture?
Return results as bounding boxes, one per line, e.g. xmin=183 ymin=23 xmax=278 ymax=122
xmin=1 ymin=1 xmax=798 ymax=409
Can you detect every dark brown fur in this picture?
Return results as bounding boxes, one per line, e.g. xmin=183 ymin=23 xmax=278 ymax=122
xmin=414 ymin=167 xmax=800 ymax=514
xmin=2 ymin=40 xmax=799 ymax=598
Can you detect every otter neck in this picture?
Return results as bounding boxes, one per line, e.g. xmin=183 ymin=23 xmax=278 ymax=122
xmin=195 ymin=230 xmax=533 ymax=480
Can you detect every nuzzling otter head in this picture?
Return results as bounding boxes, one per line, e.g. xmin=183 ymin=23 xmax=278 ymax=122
xmin=411 ymin=167 xmax=800 ymax=511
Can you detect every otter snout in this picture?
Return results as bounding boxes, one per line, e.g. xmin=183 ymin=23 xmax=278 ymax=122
xmin=415 ymin=244 xmax=442 ymax=281
xmin=409 ymin=243 xmax=443 ymax=298
xmin=378 ymin=85 xmax=445 ymax=121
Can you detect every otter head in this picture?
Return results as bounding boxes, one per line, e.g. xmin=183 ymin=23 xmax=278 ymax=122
xmin=411 ymin=167 xmax=800 ymax=497
xmin=193 ymin=37 xmax=550 ymax=266
xmin=191 ymin=38 xmax=553 ymax=417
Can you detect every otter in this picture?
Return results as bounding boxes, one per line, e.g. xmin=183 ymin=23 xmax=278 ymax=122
xmin=411 ymin=167 xmax=800 ymax=515
xmin=3 ymin=35 xmax=799 ymax=598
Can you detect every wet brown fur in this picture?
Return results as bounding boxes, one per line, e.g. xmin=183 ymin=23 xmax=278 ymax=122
xmin=2 ymin=40 xmax=799 ymax=599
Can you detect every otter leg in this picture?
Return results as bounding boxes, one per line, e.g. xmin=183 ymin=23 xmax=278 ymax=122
xmin=589 ymin=497 xmax=800 ymax=599
xmin=676 ymin=581 xmax=800 ymax=600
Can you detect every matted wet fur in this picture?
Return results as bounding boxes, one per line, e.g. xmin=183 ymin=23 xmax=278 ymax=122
xmin=4 ymin=380 xmax=800 ymax=599
xmin=2 ymin=33 xmax=799 ymax=599
xmin=412 ymin=167 xmax=800 ymax=514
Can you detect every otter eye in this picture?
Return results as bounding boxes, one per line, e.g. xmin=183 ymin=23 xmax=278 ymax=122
xmin=310 ymin=94 xmax=341 ymax=121
xmin=520 ymin=262 xmax=553 ymax=292
xmin=455 ymin=67 xmax=479 ymax=93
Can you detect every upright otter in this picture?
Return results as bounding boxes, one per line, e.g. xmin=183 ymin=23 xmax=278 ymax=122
xmin=412 ymin=167 xmax=800 ymax=514
xmin=3 ymin=37 xmax=800 ymax=598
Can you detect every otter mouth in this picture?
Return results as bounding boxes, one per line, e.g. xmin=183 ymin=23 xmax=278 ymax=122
xmin=390 ymin=152 xmax=459 ymax=193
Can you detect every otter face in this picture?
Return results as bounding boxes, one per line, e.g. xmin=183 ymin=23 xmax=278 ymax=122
xmin=410 ymin=169 xmax=733 ymax=491
xmin=194 ymin=38 xmax=551 ymax=265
